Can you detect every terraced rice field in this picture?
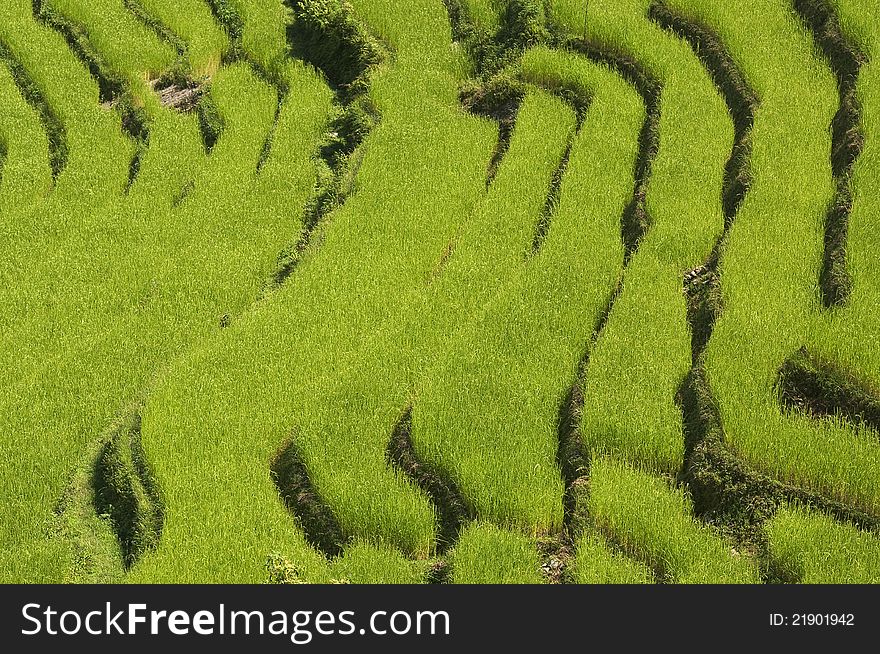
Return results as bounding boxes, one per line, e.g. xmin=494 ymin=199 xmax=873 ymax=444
xmin=1 ymin=0 xmax=878 ymax=584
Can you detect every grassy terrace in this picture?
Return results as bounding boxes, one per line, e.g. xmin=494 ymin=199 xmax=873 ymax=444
xmin=667 ymin=0 xmax=880 ymax=514
xmin=1 ymin=0 xmax=877 ymax=584
xmin=589 ymin=457 xmax=760 ymax=583
xmin=0 ymin=1 xmax=130 ymax=202
xmin=129 ymin=0 xmax=501 ymax=582
xmin=451 ymin=523 xmax=544 ymax=584
xmin=0 ymin=63 xmax=52 ymax=211
xmin=134 ymin=0 xmax=226 ymax=76
xmin=1 ymin=0 xmax=136 ymax=581
xmin=411 ymin=47 xmax=639 ymax=533
xmin=553 ymin=0 xmax=733 ymax=476
xmin=758 ymin=0 xmax=880 ymax=579
xmin=0 ymin=0 xmax=331 ymax=581
xmin=768 ymin=505 xmax=880 ymax=582
xmin=811 ymin=1 xmax=880 ymax=425
xmin=571 ymin=532 xmax=654 ymax=584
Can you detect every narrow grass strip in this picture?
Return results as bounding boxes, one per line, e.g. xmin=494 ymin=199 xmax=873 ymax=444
xmin=0 ymin=60 xmax=326 ymax=583
xmin=129 ymin=0 xmax=226 ymax=76
xmin=550 ymin=0 xmax=732 ymax=477
xmin=0 ymin=62 xmax=53 ymax=207
xmin=811 ymin=0 xmax=880 ymax=429
xmin=329 ymin=541 xmax=429 ymax=584
xmin=0 ymin=38 xmax=67 ymax=183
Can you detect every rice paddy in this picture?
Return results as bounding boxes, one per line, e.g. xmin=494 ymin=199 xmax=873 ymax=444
xmin=1 ymin=0 xmax=878 ymax=584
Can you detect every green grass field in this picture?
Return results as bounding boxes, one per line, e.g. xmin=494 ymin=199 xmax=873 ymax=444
xmin=1 ymin=0 xmax=878 ymax=584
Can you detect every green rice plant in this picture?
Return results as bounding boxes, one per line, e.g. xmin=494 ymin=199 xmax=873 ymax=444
xmin=347 ymin=0 xmax=469 ymax=73
xmin=250 ymin=59 xmax=335 ymax=232
xmin=459 ymin=0 xmax=502 ymax=34
xmin=0 ymin=21 xmax=331 ymax=581
xmin=133 ymin=0 xmax=228 ymax=76
xmin=664 ymin=0 xmax=880 ymax=514
xmin=580 ymin=259 xmax=691 ymax=473
xmin=571 ymin=532 xmax=654 ymax=584
xmin=39 ymin=0 xmax=222 ymax=204
xmin=767 ymin=505 xmax=880 ymax=583
xmin=0 ymin=65 xmax=53 ymax=210
xmin=544 ymin=1 xmax=732 ymax=477
xmin=809 ymin=0 xmax=880 ymax=425
xmin=328 ymin=541 xmax=429 ymax=584
xmin=38 ymin=0 xmax=207 ymax=204
xmin=265 ymin=541 xmax=428 ymax=584
xmin=0 ymin=64 xmax=290 ymax=582
xmin=127 ymin=0 xmax=502 ymax=582
xmin=3 ymin=0 xmax=877 ymax=588
xmin=0 ymin=59 xmax=279 ymax=372
xmin=0 ymin=1 xmax=132 ymax=202
xmin=548 ymin=0 xmax=590 ymax=35
xmin=589 ymin=457 xmax=760 ymax=583
xmin=0 ymin=38 xmax=67 ymax=183
xmin=48 ymin=0 xmax=178 ymax=92
xmin=409 ymin=50 xmax=637 ymax=535
xmin=222 ymin=0 xmax=289 ymax=80
xmin=122 ymin=112 xmax=205 ymax=206
xmin=385 ymin=89 xmax=576 ymax=371
xmin=130 ymin=4 xmax=652 ymax=582
xmin=831 ymin=0 xmax=877 ymax=54
xmin=0 ymin=1 xmax=135 ymax=581
xmin=128 ymin=89 xmax=576 ymax=580
xmin=451 ymin=523 xmax=544 ymax=584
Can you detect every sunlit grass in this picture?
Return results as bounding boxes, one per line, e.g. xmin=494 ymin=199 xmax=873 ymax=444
xmin=767 ymin=505 xmax=880 ymax=583
xmin=571 ymin=532 xmax=654 ymax=584
xmin=667 ymin=0 xmax=880 ymax=514
xmin=589 ymin=457 xmax=760 ymax=583
xmin=1 ymin=0 xmax=877 ymax=586
xmin=0 ymin=0 xmax=329 ymax=582
xmin=451 ymin=523 xmax=544 ymax=584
